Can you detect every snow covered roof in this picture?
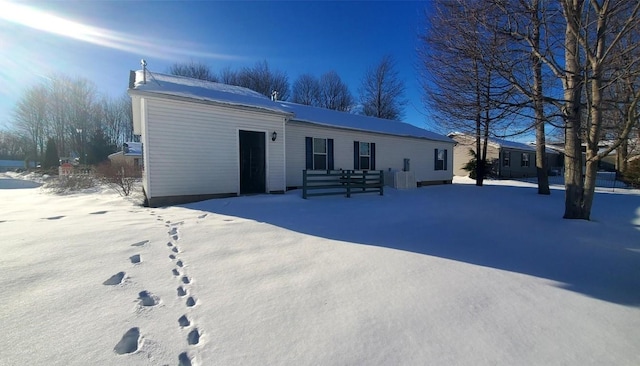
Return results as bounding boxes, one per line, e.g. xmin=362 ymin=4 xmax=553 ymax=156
xmin=129 ymin=70 xmax=452 ymax=143
xmin=279 ymin=102 xmax=453 ymax=142
xmin=123 ymin=142 xmax=142 ymax=156
xmin=448 ymin=132 xmax=559 ymax=154
xmin=130 ymin=71 xmax=293 ymax=116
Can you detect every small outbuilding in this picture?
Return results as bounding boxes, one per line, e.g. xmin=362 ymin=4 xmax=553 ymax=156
xmin=128 ymin=70 xmax=454 ymax=206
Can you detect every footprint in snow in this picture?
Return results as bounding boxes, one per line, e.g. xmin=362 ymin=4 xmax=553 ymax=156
xmin=103 ymin=272 xmax=125 ymax=285
xmin=182 ymin=276 xmax=191 ymax=285
xmin=186 ymin=296 xmax=196 ymax=307
xmin=138 ymin=291 xmax=159 ymax=307
xmin=167 ymin=242 xmax=173 ymax=247
xmin=172 ymin=234 xmax=179 ymax=241
xmin=172 ymin=269 xmax=180 ymax=276
xmin=44 ymin=216 xmax=65 ymax=220
xmin=178 ymin=352 xmax=192 ymax=366
xmin=131 ymin=240 xmax=149 ymax=247
xmin=187 ymin=328 xmax=200 ymax=345
xmin=172 ymin=247 xmax=180 ymax=253
xmin=176 ymin=260 xmax=184 ymax=267
xmin=90 ymin=211 xmax=107 ymax=215
xmin=169 ymin=254 xmax=176 ymax=260
xmin=198 ymin=214 xmax=207 ymax=219
xmin=177 ymin=286 xmax=187 ymax=297
xmin=114 ymin=327 xmax=140 ymax=355
xmin=178 ymin=314 xmax=190 ymax=327
xmin=129 ymin=254 xmax=141 ymax=264
xmin=168 ymin=227 xmax=178 ymax=235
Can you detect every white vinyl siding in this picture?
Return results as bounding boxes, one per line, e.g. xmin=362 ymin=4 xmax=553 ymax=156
xmin=286 ymin=121 xmax=453 ymax=187
xmin=142 ymin=97 xmax=286 ymax=199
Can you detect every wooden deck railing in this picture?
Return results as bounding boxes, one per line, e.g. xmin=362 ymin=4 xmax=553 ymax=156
xmin=302 ymin=169 xmax=384 ymax=199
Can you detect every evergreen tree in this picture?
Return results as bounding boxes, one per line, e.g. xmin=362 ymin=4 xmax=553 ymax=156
xmin=43 ymin=138 xmax=59 ymax=169
xmin=86 ymin=128 xmax=116 ymax=165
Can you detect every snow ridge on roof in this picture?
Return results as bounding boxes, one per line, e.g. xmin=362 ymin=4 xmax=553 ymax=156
xmin=130 ymin=70 xmax=452 ymax=142
xmin=280 ymin=102 xmax=452 ymax=142
xmin=131 ymin=70 xmax=292 ymax=115
xmin=448 ymin=132 xmax=559 ymax=153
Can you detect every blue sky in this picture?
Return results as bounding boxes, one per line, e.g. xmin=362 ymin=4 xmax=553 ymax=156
xmin=0 ymin=1 xmax=435 ymax=132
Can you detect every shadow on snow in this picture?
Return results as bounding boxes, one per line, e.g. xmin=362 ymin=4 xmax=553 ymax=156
xmin=183 ymin=183 xmax=640 ymax=307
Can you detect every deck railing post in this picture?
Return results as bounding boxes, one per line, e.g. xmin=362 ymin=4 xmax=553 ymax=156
xmin=346 ymin=170 xmax=352 ymax=198
xmin=302 ymin=170 xmax=308 ymax=199
xmin=379 ymin=170 xmax=384 ymax=195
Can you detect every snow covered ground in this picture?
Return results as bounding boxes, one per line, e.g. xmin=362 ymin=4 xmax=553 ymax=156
xmin=1 ymin=173 xmax=639 ymax=366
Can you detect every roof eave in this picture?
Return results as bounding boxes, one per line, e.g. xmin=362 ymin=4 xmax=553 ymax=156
xmin=289 ymin=118 xmax=454 ymax=143
xmin=128 ymin=89 xmax=294 ymax=118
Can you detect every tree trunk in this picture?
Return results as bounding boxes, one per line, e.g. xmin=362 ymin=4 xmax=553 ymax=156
xmin=474 ymin=61 xmax=484 ymax=187
xmin=562 ymin=0 xmax=587 ymax=219
xmin=532 ymin=0 xmax=550 ymax=195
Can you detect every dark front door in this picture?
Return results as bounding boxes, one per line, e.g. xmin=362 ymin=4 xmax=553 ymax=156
xmin=239 ymin=130 xmax=266 ymax=194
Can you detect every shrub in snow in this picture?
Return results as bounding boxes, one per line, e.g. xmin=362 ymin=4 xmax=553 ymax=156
xmin=96 ymin=161 xmax=141 ymax=196
xmin=45 ymin=174 xmax=97 ymax=193
xmin=621 ymin=159 xmax=640 ymax=188
xmin=463 ymin=149 xmax=497 ymax=179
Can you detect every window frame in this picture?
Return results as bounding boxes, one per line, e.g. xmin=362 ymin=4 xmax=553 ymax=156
xmin=503 ymin=151 xmax=511 ymax=167
xmin=359 ymin=142 xmax=371 ymax=170
xmin=521 ymin=152 xmax=530 ymax=167
xmin=435 ymin=148 xmax=447 ymax=171
xmin=313 ymin=137 xmax=327 ymax=170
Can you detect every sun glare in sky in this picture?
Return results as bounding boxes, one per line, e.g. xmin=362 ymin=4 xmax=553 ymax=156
xmin=0 ymin=0 xmax=239 ymax=60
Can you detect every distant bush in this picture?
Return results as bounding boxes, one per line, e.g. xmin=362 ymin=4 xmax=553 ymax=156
xmin=96 ymin=161 xmax=141 ymax=196
xmin=45 ymin=174 xmax=96 ymax=193
xmin=621 ymin=159 xmax=640 ymax=188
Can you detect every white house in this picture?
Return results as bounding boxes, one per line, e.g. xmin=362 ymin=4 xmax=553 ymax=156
xmin=128 ymin=70 xmax=454 ymax=207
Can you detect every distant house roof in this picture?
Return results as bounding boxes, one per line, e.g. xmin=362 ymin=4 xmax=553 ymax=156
xmin=129 ymin=70 xmax=453 ymax=143
xmin=448 ymin=132 xmax=559 ymax=154
xmin=123 ymin=142 xmax=142 ymax=156
xmin=0 ymin=160 xmax=34 ymax=168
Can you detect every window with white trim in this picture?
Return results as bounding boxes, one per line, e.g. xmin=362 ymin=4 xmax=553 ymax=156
xmin=435 ymin=148 xmax=448 ymax=170
xmin=503 ymin=151 xmax=511 ymax=167
xmin=521 ymin=153 xmax=530 ymax=167
xmin=359 ymin=142 xmax=371 ymax=170
xmin=313 ymin=138 xmax=327 ymax=170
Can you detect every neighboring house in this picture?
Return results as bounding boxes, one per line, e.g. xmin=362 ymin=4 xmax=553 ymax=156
xmin=448 ymin=132 xmax=562 ymax=178
xmin=108 ymin=142 xmax=143 ymax=168
xmin=128 ymin=71 xmax=454 ymax=207
xmin=0 ymin=160 xmax=36 ymax=172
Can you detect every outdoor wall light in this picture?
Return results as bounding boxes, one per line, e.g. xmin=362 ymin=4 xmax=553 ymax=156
xmin=272 ymin=131 xmax=278 ymax=141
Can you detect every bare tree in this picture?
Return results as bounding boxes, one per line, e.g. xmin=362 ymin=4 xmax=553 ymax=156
xmin=420 ymin=0 xmax=516 ymax=186
xmin=219 ymin=66 xmax=239 ymax=85
xmin=0 ymin=130 xmax=27 ymax=159
xmin=100 ymin=94 xmax=134 ymax=148
xmin=318 ymin=71 xmax=353 ymax=112
xmin=291 ymin=74 xmax=321 ymax=106
xmin=560 ymin=0 xmax=640 ymax=219
xmin=12 ymin=74 xmax=103 ymax=162
xmin=168 ymin=61 xmax=218 ymax=82
xmin=236 ymin=60 xmax=290 ymax=100
xmin=13 ymin=84 xmax=49 ymax=160
xmin=359 ymin=55 xmax=407 ymax=120
xmin=486 ymin=0 xmax=564 ymax=195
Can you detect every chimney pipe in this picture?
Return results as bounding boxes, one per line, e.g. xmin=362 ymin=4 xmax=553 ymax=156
xmin=141 ymin=59 xmax=147 ymax=84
